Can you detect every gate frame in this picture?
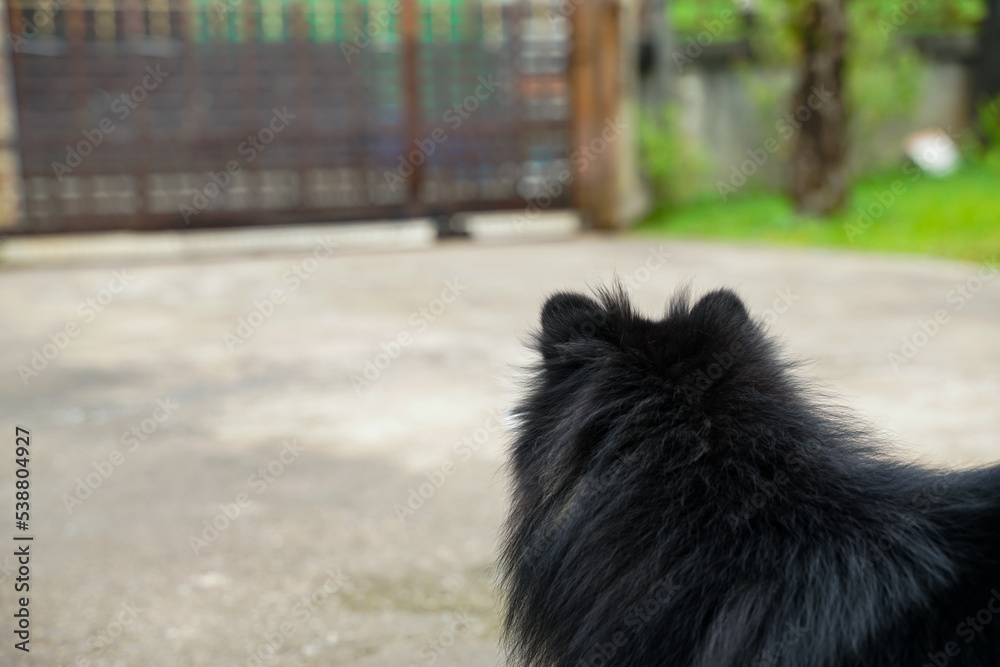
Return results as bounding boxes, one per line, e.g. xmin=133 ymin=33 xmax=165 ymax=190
xmin=3 ymin=0 xmax=625 ymax=234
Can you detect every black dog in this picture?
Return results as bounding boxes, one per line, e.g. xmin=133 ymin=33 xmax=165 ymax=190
xmin=499 ymin=286 xmax=1000 ymax=667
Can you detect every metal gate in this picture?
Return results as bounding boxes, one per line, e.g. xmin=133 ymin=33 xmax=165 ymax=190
xmin=5 ymin=0 xmax=577 ymax=232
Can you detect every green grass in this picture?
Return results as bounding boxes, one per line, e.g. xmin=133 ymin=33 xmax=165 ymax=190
xmin=636 ymin=161 xmax=1000 ymax=263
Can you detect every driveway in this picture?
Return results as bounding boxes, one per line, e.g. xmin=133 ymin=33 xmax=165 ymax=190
xmin=1 ymin=234 xmax=999 ymax=666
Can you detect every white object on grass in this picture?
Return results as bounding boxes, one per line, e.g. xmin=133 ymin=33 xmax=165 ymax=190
xmin=904 ymin=128 xmax=960 ymax=177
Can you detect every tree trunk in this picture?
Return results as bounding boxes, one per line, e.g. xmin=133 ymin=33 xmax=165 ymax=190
xmin=789 ymin=0 xmax=848 ymax=216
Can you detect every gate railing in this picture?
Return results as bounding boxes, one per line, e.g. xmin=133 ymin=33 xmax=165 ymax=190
xmin=4 ymin=0 xmax=601 ymax=233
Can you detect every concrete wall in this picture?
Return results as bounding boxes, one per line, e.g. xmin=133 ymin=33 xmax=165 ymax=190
xmin=611 ymin=0 xmax=652 ymax=227
xmin=671 ymin=51 xmax=977 ymax=193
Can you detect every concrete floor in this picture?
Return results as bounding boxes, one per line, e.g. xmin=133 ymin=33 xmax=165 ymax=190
xmin=1 ymin=234 xmax=999 ymax=666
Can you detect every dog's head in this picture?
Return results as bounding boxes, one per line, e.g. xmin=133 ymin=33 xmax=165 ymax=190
xmin=533 ymin=286 xmax=771 ymax=407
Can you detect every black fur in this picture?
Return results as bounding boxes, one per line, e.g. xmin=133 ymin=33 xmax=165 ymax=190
xmin=499 ymin=285 xmax=1000 ymax=667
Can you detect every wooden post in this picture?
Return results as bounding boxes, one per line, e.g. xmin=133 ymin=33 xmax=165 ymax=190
xmin=570 ymin=0 xmax=597 ymax=226
xmin=0 ymin=0 xmax=24 ymax=229
xmin=595 ymin=0 xmax=619 ymax=229
xmin=570 ymin=0 xmax=621 ymax=230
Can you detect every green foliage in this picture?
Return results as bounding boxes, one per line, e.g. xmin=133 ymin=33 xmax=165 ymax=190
xmin=977 ymin=97 xmax=1000 ymax=169
xmin=636 ymin=160 xmax=1000 ymax=262
xmin=747 ymin=0 xmax=925 ymax=140
xmin=846 ymin=2 xmax=924 ymax=164
xmin=669 ymin=0 xmax=986 ymax=37
xmin=673 ymin=0 xmax=981 ymax=142
xmin=669 ymin=0 xmax=745 ymax=42
xmin=897 ymin=0 xmax=987 ymax=34
xmin=639 ymin=105 xmax=715 ymax=211
xmin=646 ymin=0 xmax=989 ymax=212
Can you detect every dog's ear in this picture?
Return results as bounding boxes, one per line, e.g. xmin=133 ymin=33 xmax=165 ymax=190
xmin=539 ymin=292 xmax=605 ymax=359
xmin=689 ymin=288 xmax=749 ymax=330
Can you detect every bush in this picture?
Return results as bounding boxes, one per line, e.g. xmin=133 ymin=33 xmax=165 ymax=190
xmin=639 ymin=105 xmax=715 ymax=210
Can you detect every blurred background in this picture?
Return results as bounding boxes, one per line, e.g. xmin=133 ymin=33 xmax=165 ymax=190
xmin=0 ymin=0 xmax=999 ymax=665
xmin=0 ymin=0 xmax=998 ymax=239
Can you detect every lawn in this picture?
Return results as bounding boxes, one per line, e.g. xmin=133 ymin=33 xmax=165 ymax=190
xmin=636 ymin=161 xmax=1000 ymax=263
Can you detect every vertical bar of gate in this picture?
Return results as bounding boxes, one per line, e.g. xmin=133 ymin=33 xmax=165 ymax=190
xmin=64 ymin=0 xmax=89 ymax=223
xmin=178 ymin=0 xmax=202 ymax=149
xmin=510 ymin=0 xmax=523 ymax=214
xmin=400 ymin=0 xmax=420 ymax=214
xmin=125 ymin=0 xmax=150 ymax=218
xmin=347 ymin=1 xmax=370 ymax=209
xmin=290 ymin=1 xmax=313 ymax=211
xmin=240 ymin=0 xmax=260 ymax=213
